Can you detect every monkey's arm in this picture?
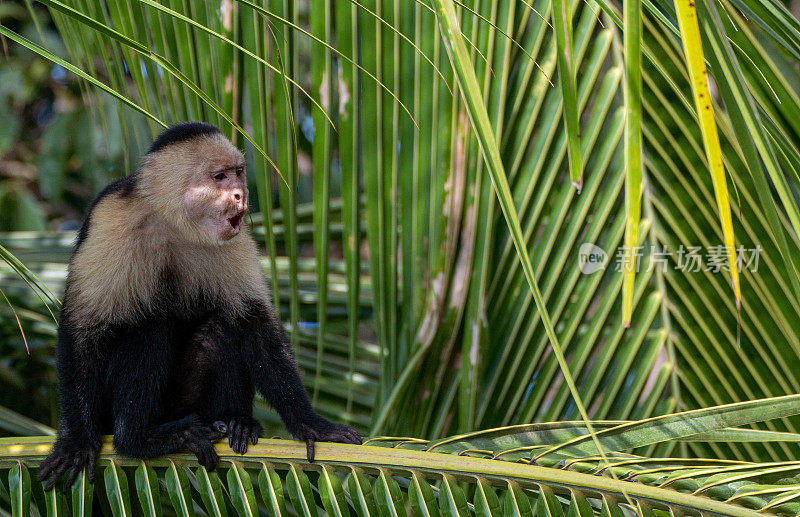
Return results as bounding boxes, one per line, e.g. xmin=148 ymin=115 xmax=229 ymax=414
xmin=38 ymin=319 xmax=105 ymax=491
xmin=109 ymin=321 xmax=225 ymax=468
xmin=240 ymin=302 xmax=362 ymax=461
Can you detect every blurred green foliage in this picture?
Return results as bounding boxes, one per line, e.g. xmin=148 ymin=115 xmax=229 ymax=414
xmin=0 ymin=2 xmax=126 ymax=232
xmin=0 ymin=295 xmax=57 ymax=428
xmin=0 ymin=3 xmax=127 ymax=430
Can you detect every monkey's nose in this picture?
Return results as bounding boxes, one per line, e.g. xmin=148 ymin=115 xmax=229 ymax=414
xmin=231 ymin=190 xmax=246 ymax=210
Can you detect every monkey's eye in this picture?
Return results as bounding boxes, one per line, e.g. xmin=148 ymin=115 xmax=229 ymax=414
xmin=235 ymin=167 xmax=244 ymax=177
xmin=213 ymin=172 xmax=226 ymax=181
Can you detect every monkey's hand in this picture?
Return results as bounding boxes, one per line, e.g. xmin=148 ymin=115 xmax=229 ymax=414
xmin=37 ymin=435 xmax=101 ymax=492
xmin=179 ymin=421 xmax=227 ymax=471
xmin=291 ymin=414 xmax=362 ymax=463
xmin=224 ymin=416 xmax=262 ymax=455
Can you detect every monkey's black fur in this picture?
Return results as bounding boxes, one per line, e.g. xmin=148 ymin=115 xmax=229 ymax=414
xmin=38 ymin=125 xmax=361 ymax=492
xmin=148 ymin=122 xmax=221 ymax=154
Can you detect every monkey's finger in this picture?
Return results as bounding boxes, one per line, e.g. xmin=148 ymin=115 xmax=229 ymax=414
xmin=228 ymin=421 xmax=239 ymax=450
xmin=185 ymin=436 xmax=208 ymax=466
xmin=247 ymin=421 xmax=261 ymax=447
xmin=213 ymin=421 xmax=228 ymax=436
xmin=333 ymin=427 xmax=357 ymax=444
xmin=38 ymin=454 xmax=62 ymax=483
xmin=235 ymin=422 xmax=244 ymax=450
xmin=41 ymin=457 xmax=68 ymax=490
xmin=197 ymin=450 xmax=209 ymax=468
xmin=199 ymin=444 xmax=214 ymax=468
xmin=242 ymin=428 xmax=252 ymax=453
xmin=41 ymin=463 xmax=63 ymax=492
xmin=43 ymin=477 xmax=57 ymax=493
xmin=50 ymin=461 xmax=72 ymax=494
xmin=306 ymin=439 xmax=315 ymax=463
xmin=197 ymin=437 xmax=220 ymax=470
xmin=64 ymin=460 xmax=84 ymax=492
xmin=233 ymin=425 xmax=249 ymax=454
xmin=192 ymin=443 xmax=207 ymax=467
xmin=346 ymin=429 xmax=362 ymax=445
xmin=232 ymin=430 xmax=243 ymax=454
xmin=194 ymin=447 xmax=210 ymax=469
xmin=43 ymin=472 xmax=61 ymax=493
xmin=324 ymin=427 xmax=361 ymax=445
xmin=206 ymin=450 xmax=219 ymax=471
xmin=239 ymin=426 xmax=252 ymax=454
xmin=201 ymin=443 xmax=219 ymax=471
xmin=87 ymin=450 xmax=98 ymax=484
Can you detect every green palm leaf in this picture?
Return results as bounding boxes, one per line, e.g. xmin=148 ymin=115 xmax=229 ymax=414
xmin=3 ymin=402 xmax=800 ymax=516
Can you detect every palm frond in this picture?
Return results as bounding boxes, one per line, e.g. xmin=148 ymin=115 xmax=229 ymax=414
xmin=5 ymin=401 xmax=800 ymax=516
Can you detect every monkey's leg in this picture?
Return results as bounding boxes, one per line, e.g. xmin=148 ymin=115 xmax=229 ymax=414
xmin=109 ymin=323 xmax=225 ymax=469
xmin=115 ymin=413 xmax=226 ymax=468
xmin=38 ymin=319 xmax=105 ymax=491
xmin=239 ymin=302 xmax=361 ymax=461
xmin=204 ymin=325 xmax=262 ymax=454
xmin=208 ymin=364 xmax=261 ymax=455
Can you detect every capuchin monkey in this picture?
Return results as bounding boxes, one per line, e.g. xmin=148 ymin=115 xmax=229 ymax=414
xmin=38 ymin=122 xmax=361 ymax=491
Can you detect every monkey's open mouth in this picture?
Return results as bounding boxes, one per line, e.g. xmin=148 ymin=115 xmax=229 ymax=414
xmin=228 ymin=212 xmax=244 ymax=231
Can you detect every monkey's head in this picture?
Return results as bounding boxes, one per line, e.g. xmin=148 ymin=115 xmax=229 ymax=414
xmin=140 ymin=123 xmax=249 ymax=245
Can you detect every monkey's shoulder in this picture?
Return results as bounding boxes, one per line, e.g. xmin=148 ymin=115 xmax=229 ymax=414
xmin=65 ymin=191 xmax=269 ymax=327
xmin=65 ymin=210 xmax=164 ymax=326
xmin=76 ymin=175 xmax=140 ymax=249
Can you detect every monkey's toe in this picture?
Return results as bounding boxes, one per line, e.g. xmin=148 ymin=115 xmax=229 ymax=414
xmin=38 ymin=454 xmax=64 ymax=491
xmin=38 ymin=440 xmax=99 ymax=493
xmin=294 ymin=416 xmax=362 ymax=463
xmin=212 ymin=421 xmax=228 ymax=435
xmin=201 ymin=447 xmax=218 ymax=469
xmin=189 ymin=439 xmax=219 ymax=470
xmin=183 ymin=427 xmax=220 ymax=470
xmin=319 ymin=423 xmax=362 ymax=446
xmin=232 ymin=426 xmax=249 ymax=454
xmin=65 ymin=458 xmax=85 ymax=491
xmin=305 ymin=439 xmax=316 ymax=463
xmin=344 ymin=428 xmax=362 ymax=445
xmin=225 ymin=416 xmax=262 ymax=455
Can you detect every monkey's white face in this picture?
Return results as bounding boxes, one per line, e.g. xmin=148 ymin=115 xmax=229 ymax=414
xmin=184 ymin=158 xmax=249 ymax=244
xmin=140 ymin=133 xmax=250 ymax=246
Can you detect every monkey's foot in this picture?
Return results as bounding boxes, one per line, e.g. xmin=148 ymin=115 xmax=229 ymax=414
xmin=292 ymin=415 xmax=362 ymax=463
xmin=180 ymin=423 xmax=225 ymax=470
xmin=224 ymin=416 xmax=262 ymax=454
xmin=37 ymin=436 xmax=101 ymax=492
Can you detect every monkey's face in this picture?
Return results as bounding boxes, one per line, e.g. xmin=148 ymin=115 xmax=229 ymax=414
xmin=141 ymin=133 xmax=250 ymax=245
xmin=184 ymin=157 xmax=249 ymax=244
